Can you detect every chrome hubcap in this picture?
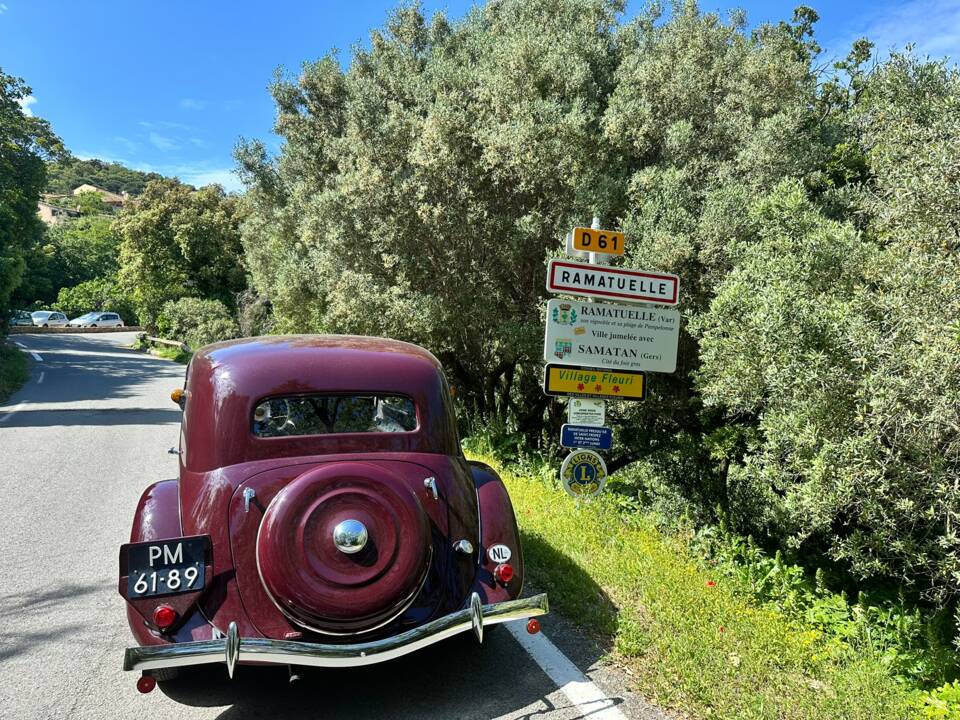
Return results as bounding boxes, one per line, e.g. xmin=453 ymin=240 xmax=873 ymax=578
xmin=332 ymin=519 xmax=368 ymax=554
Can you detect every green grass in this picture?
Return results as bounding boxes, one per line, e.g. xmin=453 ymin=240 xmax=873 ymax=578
xmin=148 ymin=345 xmax=191 ymax=364
xmin=0 ymin=341 xmax=29 ymax=402
xmin=472 ymin=453 xmax=917 ymax=720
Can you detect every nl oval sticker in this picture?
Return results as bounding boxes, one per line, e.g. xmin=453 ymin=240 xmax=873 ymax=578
xmin=488 ymin=544 xmax=512 ymax=563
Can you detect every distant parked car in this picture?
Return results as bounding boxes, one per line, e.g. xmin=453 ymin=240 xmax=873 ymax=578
xmin=8 ymin=310 xmax=33 ymax=326
xmin=67 ymin=311 xmax=124 ymax=328
xmin=31 ymin=311 xmax=68 ymax=327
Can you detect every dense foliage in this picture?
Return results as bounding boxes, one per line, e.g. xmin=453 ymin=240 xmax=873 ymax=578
xmin=115 ymin=179 xmax=246 ymax=326
xmin=45 ymin=158 xmax=162 ymax=195
xmin=237 ymin=0 xmax=960 ymax=621
xmin=54 ymin=276 xmax=135 ymax=322
xmin=156 ymin=297 xmax=239 ymax=350
xmin=0 ymin=67 xmax=64 ymax=327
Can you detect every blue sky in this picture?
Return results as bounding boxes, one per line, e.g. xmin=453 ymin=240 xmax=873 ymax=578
xmin=2 ymin=1 xmax=958 ymax=193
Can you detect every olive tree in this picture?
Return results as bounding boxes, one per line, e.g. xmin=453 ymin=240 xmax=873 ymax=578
xmin=238 ymin=0 xmax=625 ymax=434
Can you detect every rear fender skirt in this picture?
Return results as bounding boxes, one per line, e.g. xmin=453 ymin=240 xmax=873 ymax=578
xmin=469 ymin=461 xmax=524 ymax=604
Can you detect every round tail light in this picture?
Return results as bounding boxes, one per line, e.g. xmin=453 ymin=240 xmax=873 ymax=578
xmin=137 ymin=674 xmax=157 ymax=693
xmin=527 ymin=618 xmax=541 ymax=634
xmin=153 ymin=604 xmax=177 ymax=630
xmin=493 ymin=563 xmax=514 ymax=585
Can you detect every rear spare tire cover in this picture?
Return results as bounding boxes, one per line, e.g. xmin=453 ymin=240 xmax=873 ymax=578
xmin=256 ymin=462 xmax=430 ymax=634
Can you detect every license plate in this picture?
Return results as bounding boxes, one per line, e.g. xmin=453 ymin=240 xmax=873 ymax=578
xmin=125 ymin=537 xmax=206 ymax=598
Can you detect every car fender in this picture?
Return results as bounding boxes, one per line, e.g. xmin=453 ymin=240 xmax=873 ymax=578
xmin=124 ymin=479 xmax=192 ymax=646
xmin=469 ymin=461 xmax=524 ymax=603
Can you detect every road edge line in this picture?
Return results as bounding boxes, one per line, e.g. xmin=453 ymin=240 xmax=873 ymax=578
xmin=0 ymin=401 xmax=27 ymax=424
xmin=506 ymin=622 xmax=629 ymax=720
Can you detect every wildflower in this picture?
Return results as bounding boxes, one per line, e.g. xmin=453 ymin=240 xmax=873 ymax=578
xmin=706 ymin=580 xmax=716 ymax=588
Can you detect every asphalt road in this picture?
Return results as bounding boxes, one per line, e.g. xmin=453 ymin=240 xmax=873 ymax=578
xmin=0 ymin=332 xmax=666 ymax=720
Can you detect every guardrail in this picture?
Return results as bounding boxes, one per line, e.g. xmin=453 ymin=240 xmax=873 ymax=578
xmin=138 ymin=333 xmax=190 ymax=353
xmin=10 ymin=326 xmax=143 ymax=334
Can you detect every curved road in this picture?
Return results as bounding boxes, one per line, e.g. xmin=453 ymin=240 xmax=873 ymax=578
xmin=0 ymin=332 xmax=665 ymax=720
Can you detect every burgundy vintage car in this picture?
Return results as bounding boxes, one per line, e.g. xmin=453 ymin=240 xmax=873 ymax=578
xmin=119 ymin=335 xmax=548 ymax=693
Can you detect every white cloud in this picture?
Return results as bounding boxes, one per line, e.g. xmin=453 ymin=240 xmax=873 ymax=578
xmin=179 ymin=98 xmax=205 ymax=110
xmin=177 ymin=168 xmax=243 ymax=193
xmin=825 ymin=0 xmax=960 ymax=65
xmin=149 ymin=131 xmax=180 ymax=151
xmin=0 ymin=4 xmax=8 ymax=14
xmin=16 ymin=94 xmax=36 ymax=116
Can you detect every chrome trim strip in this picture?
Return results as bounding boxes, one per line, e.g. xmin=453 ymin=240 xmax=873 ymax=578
xmin=124 ymin=593 xmax=548 ymax=672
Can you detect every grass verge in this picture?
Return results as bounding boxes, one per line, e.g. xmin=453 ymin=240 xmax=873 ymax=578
xmin=148 ymin=345 xmax=191 ymax=364
xmin=471 ymin=453 xmax=916 ymax=720
xmin=0 ymin=341 xmax=29 ymax=402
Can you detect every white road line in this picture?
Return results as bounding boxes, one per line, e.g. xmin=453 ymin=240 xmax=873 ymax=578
xmin=14 ymin=341 xmax=26 ymax=348
xmin=0 ymin=401 xmax=26 ymax=424
xmin=37 ymin=372 xmax=45 ymax=384
xmin=30 ymin=351 xmax=42 ymax=362
xmin=506 ymin=623 xmax=628 ymax=720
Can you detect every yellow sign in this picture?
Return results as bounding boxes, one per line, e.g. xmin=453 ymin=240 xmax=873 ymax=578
xmin=572 ymin=227 xmax=625 ymax=255
xmin=542 ymin=364 xmax=646 ymax=401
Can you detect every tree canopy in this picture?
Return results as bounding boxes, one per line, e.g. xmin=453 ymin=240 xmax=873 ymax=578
xmin=115 ymin=178 xmax=246 ymax=325
xmin=0 ymin=67 xmax=64 ymax=323
xmin=237 ymin=0 xmax=960 ymax=605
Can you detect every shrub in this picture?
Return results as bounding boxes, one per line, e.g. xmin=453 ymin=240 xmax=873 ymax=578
xmin=156 ymin=297 xmax=239 ymax=350
xmin=54 ymin=276 xmax=137 ymax=324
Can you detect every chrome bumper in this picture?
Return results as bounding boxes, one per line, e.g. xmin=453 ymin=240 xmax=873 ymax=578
xmin=124 ymin=593 xmax=548 ymax=676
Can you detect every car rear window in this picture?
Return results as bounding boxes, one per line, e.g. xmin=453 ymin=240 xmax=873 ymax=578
xmin=252 ymin=394 xmax=417 ymax=438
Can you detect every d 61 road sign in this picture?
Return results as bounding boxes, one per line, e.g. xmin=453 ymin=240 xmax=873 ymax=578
xmin=571 ymin=227 xmax=625 ymax=255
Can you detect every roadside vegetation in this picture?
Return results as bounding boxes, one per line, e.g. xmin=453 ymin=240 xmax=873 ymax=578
xmin=0 ymin=342 xmax=28 ymax=402
xmin=468 ymin=449 xmax=950 ymax=719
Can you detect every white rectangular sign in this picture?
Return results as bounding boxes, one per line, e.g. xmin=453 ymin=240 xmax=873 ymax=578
xmin=567 ymin=398 xmax=605 ymax=426
xmin=546 ymin=259 xmax=679 ymax=305
xmin=545 ymin=298 xmax=680 ymax=374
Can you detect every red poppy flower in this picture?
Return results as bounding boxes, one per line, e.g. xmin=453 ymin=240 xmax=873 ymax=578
xmin=706 ymin=580 xmax=716 ymax=588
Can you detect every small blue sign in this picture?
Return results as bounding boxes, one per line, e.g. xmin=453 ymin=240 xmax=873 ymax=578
xmin=561 ymin=424 xmax=612 ymax=450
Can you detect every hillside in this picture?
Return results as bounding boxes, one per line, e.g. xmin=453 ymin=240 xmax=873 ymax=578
xmin=46 ymin=158 xmax=164 ymax=195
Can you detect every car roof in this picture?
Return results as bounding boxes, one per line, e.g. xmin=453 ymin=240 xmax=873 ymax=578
xmin=183 ymin=335 xmax=458 ymax=471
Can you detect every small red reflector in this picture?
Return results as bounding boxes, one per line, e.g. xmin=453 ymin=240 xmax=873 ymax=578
xmin=153 ymin=604 xmax=177 ymax=629
xmin=137 ymin=674 xmax=157 ymax=693
xmin=493 ymin=563 xmax=514 ymax=585
xmin=527 ymin=618 xmax=541 ymax=634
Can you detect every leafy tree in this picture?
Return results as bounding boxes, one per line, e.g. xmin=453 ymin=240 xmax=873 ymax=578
xmin=237 ymin=0 xmax=960 ymax=607
xmin=692 ymin=54 xmax=960 ymax=601
xmin=10 ymin=215 xmax=121 ymax=308
xmin=156 ymin=297 xmax=238 ymax=349
xmin=238 ymin=0 xmax=625 ymax=434
xmin=54 ymin=275 xmax=136 ymax=323
xmin=115 ymin=178 xmax=246 ymax=327
xmin=0 ymin=67 xmax=65 ymax=327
